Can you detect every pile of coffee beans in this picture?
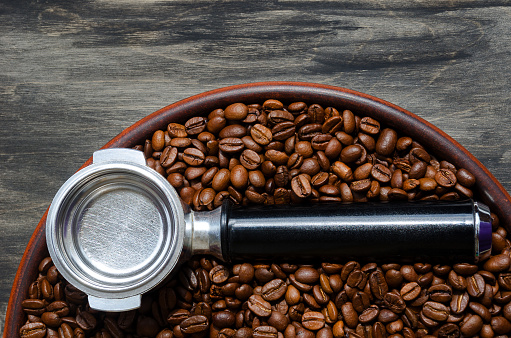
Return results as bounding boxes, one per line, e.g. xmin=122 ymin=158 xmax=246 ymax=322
xmin=20 ymin=99 xmax=511 ymax=337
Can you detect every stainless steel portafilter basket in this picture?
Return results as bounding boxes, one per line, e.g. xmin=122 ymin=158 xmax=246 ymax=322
xmin=46 ymin=148 xmax=492 ymax=312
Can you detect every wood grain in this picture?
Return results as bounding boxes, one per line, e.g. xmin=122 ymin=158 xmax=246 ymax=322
xmin=1 ymin=1 xmax=510 ymax=333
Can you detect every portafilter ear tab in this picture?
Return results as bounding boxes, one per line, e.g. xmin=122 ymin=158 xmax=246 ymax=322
xmin=46 ymin=148 xmax=188 ymax=312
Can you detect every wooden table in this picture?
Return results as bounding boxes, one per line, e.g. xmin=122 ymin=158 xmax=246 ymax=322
xmin=1 ymin=1 xmax=510 ymax=333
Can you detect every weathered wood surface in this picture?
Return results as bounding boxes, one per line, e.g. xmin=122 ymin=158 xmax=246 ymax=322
xmin=1 ymin=0 xmax=510 ymax=333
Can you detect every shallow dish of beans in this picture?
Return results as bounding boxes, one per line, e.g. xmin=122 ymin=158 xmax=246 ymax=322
xmin=6 ymin=82 xmax=511 ymax=338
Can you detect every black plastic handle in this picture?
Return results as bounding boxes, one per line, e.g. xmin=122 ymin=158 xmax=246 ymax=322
xmin=220 ymin=200 xmax=491 ymax=263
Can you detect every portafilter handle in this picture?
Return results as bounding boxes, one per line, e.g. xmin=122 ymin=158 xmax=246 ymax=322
xmin=191 ymin=198 xmax=492 ymax=263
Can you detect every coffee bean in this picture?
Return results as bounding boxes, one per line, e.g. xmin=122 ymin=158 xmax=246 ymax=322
xmin=435 ymin=168 xmax=457 ymax=188
xmin=20 ymin=322 xmax=47 ymax=338
xmin=341 ymin=302 xmax=359 ymax=329
xmin=230 ymin=165 xmax=248 ymax=190
xmin=428 ymin=284 xmax=452 ymax=303
xmin=253 ymin=325 xmax=278 ymax=338
xmin=272 ymin=121 xmax=296 ymax=141
xmin=265 ymin=149 xmax=289 ymax=166
xmin=484 ymin=254 xmax=511 ymax=272
xmin=219 ymin=124 xmax=247 ymax=139
xmin=295 ymin=267 xmax=319 ymax=284
xmin=261 ymin=279 xmax=287 ymax=302
xmin=180 ymin=315 xmax=209 ymax=334
xmin=21 ymin=299 xmax=46 ymax=316
xmin=376 ymin=128 xmax=397 ymax=156
xmin=383 ymin=292 xmax=406 ymax=314
xmin=422 ymin=301 xmax=449 ymax=322
xmin=448 ymin=270 xmax=467 ymax=291
xmin=185 ymin=116 xmax=207 ymax=135
xmin=291 ymin=174 xmax=312 ymax=198
xmin=248 ymin=295 xmax=272 ymax=317
xmin=456 ymin=168 xmax=476 ymax=187
xmin=409 ymin=147 xmax=431 ymax=163
xmin=467 ymin=273 xmax=486 ymax=297
xmin=368 ymin=164 xmax=390 ymax=183
xmin=209 ymin=265 xmax=229 ymax=284
xmin=299 ymin=157 xmax=320 ymax=176
xmin=437 ymin=323 xmax=460 ymax=338
xmin=357 ymin=305 xmax=379 ymax=324
xmin=224 ymin=103 xmax=249 ymax=120
xmin=302 ymin=311 xmax=326 ymax=330
xmin=250 ymin=124 xmax=273 ymax=145
xmin=219 ymin=137 xmax=245 ymax=153
xmin=212 ymin=311 xmax=235 ymax=328
xmin=76 ymin=310 xmax=97 ymax=331
xmin=450 ymin=292 xmax=469 ymax=314
xmin=460 ymin=314 xmax=484 ymax=336
xmin=359 ymin=117 xmax=380 ymax=134
xmin=321 ymin=116 xmax=342 ymax=135
xmin=401 ymin=282 xmax=421 ymax=301
xmin=332 ymin=161 xmax=353 ymax=182
xmin=183 ymin=148 xmax=205 ymax=166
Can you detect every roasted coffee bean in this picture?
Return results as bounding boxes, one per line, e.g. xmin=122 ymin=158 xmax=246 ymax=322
xmin=248 ymin=294 xmax=272 ymax=317
xmin=180 ymin=315 xmax=209 ymax=334
xmin=359 ymin=117 xmax=380 ymax=134
xmin=332 ymin=161 xmax=353 ymax=182
xmin=422 ymin=301 xmax=450 ymax=322
xmin=498 ymin=272 xmax=511 ymax=290
xmin=435 ymin=169 xmax=457 ymax=188
xmin=168 ymin=123 xmax=188 ymax=138
xmin=341 ymin=302 xmax=359 ymax=329
xmin=448 ymin=270 xmax=467 ymax=290
xmin=428 ymin=284 xmax=452 ymax=303
xmin=352 ymin=291 xmax=369 ymax=312
xmin=76 ymin=310 xmax=97 ymax=331
xmin=371 ymin=163 xmax=392 ymax=183
xmin=231 ymin=164 xmax=249 ymax=189
xmin=167 ymin=309 xmax=190 ymax=325
xmin=261 ymin=279 xmax=287 ymax=301
xmin=437 ymin=323 xmax=460 ymax=338
xmin=358 ymin=305 xmax=379 ymax=324
xmin=210 ymin=265 xmax=230 ymax=284
xmin=291 ymin=174 xmax=312 ymax=198
xmin=302 ymin=311 xmax=326 ymax=330
xmin=383 ymin=292 xmax=406 ymax=314
xmin=450 ymin=292 xmax=470 ymax=314
xmin=299 ymin=157 xmax=320 ymax=176
xmin=212 ymin=311 xmax=236 ymax=328
xmin=21 ymin=299 xmax=46 ymax=316
xmin=251 ymin=124 xmax=273 ymax=145
xmin=295 ymin=267 xmax=319 ymax=284
xmin=185 ymin=116 xmax=207 ymax=135
xmin=376 ymin=128 xmax=398 ymax=156
xmin=467 ymin=273 xmax=486 ymax=297
xmin=219 ymin=124 xmax=247 ymax=139
xmin=460 ymin=314 xmax=483 ymax=336
xmin=219 ymin=137 xmax=245 ymax=153
xmin=401 ymin=282 xmax=421 ymax=301
xmin=183 ymin=147 xmax=205 ymax=166
xmin=368 ymin=270 xmax=388 ymax=300
xmin=253 ymin=325 xmax=278 ymax=338
xmin=484 ymin=253 xmax=511 ymax=272
xmin=224 ymin=103 xmax=249 ymax=120
xmin=20 ymin=322 xmax=47 ymax=338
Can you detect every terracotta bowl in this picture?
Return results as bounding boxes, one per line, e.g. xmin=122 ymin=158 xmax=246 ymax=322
xmin=5 ymin=82 xmax=511 ymax=336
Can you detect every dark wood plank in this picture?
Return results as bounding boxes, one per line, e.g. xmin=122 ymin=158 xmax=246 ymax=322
xmin=1 ymin=1 xmax=510 ymax=333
